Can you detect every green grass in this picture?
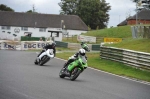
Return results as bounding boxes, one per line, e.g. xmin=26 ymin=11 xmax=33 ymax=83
xmin=56 ymin=52 xmax=150 ymax=82
xmin=105 ymin=38 xmax=150 ymax=53
xmin=56 ymin=47 xmax=75 ymax=51
xmin=83 ymin=25 xmax=132 ymax=38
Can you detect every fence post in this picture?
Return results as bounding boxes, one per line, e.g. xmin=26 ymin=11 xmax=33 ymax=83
xmin=148 ymin=26 xmax=150 ymax=38
xmin=131 ymin=26 xmax=137 ymax=38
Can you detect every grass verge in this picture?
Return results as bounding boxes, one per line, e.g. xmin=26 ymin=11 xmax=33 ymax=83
xmin=105 ymin=38 xmax=150 ymax=53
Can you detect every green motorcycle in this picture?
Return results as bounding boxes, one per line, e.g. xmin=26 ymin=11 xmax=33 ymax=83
xmin=59 ymin=55 xmax=88 ymax=81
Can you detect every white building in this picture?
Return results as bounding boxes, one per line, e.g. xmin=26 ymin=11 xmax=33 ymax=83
xmin=0 ymin=11 xmax=88 ymax=41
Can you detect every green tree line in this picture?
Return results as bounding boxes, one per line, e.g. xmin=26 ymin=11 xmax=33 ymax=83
xmin=0 ymin=4 xmax=14 ymax=11
xmin=58 ymin=0 xmax=111 ymax=30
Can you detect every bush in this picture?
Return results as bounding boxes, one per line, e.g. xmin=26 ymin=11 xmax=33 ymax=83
xmin=21 ymin=36 xmax=45 ymax=41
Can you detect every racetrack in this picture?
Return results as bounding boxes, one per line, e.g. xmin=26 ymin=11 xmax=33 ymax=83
xmin=0 ymin=50 xmax=150 ymax=99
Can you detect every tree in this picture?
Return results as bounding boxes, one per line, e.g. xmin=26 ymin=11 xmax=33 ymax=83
xmin=77 ymin=0 xmax=111 ymax=29
xmin=131 ymin=0 xmax=150 ymax=10
xmin=132 ymin=0 xmax=150 ymax=3
xmin=26 ymin=5 xmax=38 ymax=13
xmin=26 ymin=10 xmax=33 ymax=13
xmin=0 ymin=4 xmax=14 ymax=11
xmin=59 ymin=0 xmax=111 ymax=29
xmin=26 ymin=10 xmax=38 ymax=13
xmin=58 ymin=0 xmax=79 ymax=15
xmin=132 ymin=0 xmax=139 ymax=2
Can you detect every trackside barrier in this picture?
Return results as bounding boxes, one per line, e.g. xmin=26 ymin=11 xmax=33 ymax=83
xmin=0 ymin=40 xmax=100 ymax=51
xmin=55 ymin=41 xmax=68 ymax=48
xmin=55 ymin=41 xmax=96 ymax=51
xmin=100 ymin=46 xmax=150 ymax=70
xmin=92 ymin=45 xmax=100 ymax=51
xmin=21 ymin=41 xmax=53 ymax=50
xmin=0 ymin=41 xmax=53 ymax=50
xmin=0 ymin=40 xmax=20 ymax=50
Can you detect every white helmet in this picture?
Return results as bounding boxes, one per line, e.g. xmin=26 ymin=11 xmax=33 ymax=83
xmin=79 ymin=49 xmax=86 ymax=56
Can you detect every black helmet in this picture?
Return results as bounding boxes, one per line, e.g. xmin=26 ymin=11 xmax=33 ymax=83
xmin=52 ymin=42 xmax=56 ymax=47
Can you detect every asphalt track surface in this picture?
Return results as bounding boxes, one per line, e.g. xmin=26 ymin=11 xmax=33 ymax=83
xmin=0 ymin=50 xmax=150 ymax=99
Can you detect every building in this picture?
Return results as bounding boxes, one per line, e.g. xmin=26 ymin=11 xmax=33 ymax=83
xmin=117 ymin=9 xmax=150 ymax=26
xmin=0 ymin=11 xmax=88 ymax=41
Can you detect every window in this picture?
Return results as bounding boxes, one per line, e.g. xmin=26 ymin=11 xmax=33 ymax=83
xmin=21 ymin=27 xmax=28 ymax=31
xmin=50 ymin=32 xmax=59 ymax=37
xmin=24 ymin=32 xmax=32 ymax=37
xmin=1 ymin=26 xmax=11 ymax=30
xmin=39 ymin=28 xmax=46 ymax=32
xmin=13 ymin=34 xmax=17 ymax=37
xmin=7 ymin=32 xmax=11 ymax=34
xmin=6 ymin=26 xmax=10 ymax=30
xmin=1 ymin=26 xmax=5 ymax=30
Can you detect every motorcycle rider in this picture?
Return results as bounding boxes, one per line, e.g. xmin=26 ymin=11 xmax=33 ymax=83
xmin=36 ymin=42 xmax=56 ymax=62
xmin=64 ymin=42 xmax=90 ymax=75
xmin=65 ymin=48 xmax=87 ymax=75
xmin=64 ymin=42 xmax=90 ymax=68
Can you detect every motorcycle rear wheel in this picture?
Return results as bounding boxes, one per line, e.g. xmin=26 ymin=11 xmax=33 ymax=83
xmin=59 ymin=68 xmax=66 ymax=78
xmin=34 ymin=59 xmax=38 ymax=65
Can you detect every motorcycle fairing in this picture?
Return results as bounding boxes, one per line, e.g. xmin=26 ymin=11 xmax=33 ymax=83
xmin=67 ymin=56 xmax=88 ymax=71
xmin=39 ymin=49 xmax=54 ymax=59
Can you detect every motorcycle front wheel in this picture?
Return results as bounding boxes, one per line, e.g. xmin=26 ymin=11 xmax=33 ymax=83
xmin=39 ymin=56 xmax=50 ymax=66
xmin=70 ymin=67 xmax=81 ymax=81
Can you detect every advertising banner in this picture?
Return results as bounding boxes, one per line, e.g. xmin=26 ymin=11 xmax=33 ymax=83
xmin=0 ymin=40 xmax=53 ymax=50
xmin=21 ymin=41 xmax=52 ymax=50
xmin=77 ymin=35 xmax=96 ymax=43
xmin=0 ymin=41 xmax=17 ymax=50
xmin=104 ymin=38 xmax=122 ymax=43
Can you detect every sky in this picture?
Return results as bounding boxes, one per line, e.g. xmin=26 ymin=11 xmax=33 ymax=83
xmin=0 ymin=0 xmax=136 ymax=28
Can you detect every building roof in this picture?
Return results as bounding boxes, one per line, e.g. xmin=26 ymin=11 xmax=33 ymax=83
xmin=0 ymin=11 xmax=88 ymax=31
xmin=128 ymin=9 xmax=150 ymax=20
xmin=117 ymin=20 xmax=127 ymax=26
xmin=117 ymin=9 xmax=150 ymax=26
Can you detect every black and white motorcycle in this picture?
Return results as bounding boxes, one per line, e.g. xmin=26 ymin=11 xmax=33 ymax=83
xmin=34 ymin=49 xmax=54 ymax=66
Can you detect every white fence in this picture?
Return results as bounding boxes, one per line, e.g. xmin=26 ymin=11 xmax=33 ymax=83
xmin=100 ymin=46 xmax=150 ymax=70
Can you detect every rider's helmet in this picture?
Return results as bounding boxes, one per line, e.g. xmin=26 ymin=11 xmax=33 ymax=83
xmin=51 ymin=42 xmax=56 ymax=48
xmin=79 ymin=49 xmax=86 ymax=56
xmin=81 ymin=42 xmax=90 ymax=52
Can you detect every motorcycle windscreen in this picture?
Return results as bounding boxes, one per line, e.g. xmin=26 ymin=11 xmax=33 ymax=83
xmin=80 ymin=55 xmax=87 ymax=64
xmin=49 ymin=49 xmax=53 ymax=55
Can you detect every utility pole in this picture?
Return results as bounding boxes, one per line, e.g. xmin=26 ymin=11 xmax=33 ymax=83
xmin=33 ymin=5 xmax=35 ymax=13
xmin=136 ymin=2 xmax=138 ymax=25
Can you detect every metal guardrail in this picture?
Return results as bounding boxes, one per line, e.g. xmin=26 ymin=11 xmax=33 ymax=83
xmin=131 ymin=25 xmax=150 ymax=39
xmin=100 ymin=46 xmax=150 ymax=70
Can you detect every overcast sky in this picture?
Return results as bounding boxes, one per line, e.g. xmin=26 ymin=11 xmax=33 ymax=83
xmin=0 ymin=0 xmax=136 ymax=28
